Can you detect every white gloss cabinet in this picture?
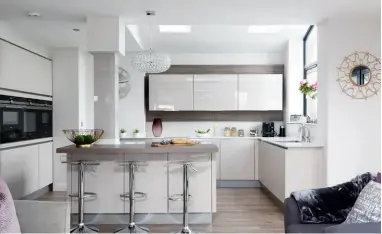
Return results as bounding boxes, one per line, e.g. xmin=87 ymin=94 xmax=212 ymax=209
xmin=238 ymin=74 xmax=283 ymax=110
xmin=0 ymin=145 xmax=40 ymax=199
xmin=0 ymin=41 xmax=52 ymax=96
xmin=220 ymin=139 xmax=255 ymax=180
xmin=38 ymin=142 xmax=53 ymax=188
xmin=258 ymin=141 xmax=324 ymax=202
xmin=168 ymin=154 xmax=212 ymax=213
xmin=149 ymin=74 xmax=194 ymax=111
xmin=193 ymin=75 xmax=238 ymax=111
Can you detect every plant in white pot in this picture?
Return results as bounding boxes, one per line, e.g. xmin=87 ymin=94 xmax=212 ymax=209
xmin=133 ymin=129 xmax=141 ymax=138
xmin=120 ymin=129 xmax=127 ymax=138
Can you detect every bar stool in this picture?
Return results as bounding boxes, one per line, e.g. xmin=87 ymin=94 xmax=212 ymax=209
xmin=62 ymin=160 xmax=100 ymax=233
xmin=168 ymin=161 xmax=198 ymax=234
xmin=115 ymin=161 xmax=149 ymax=233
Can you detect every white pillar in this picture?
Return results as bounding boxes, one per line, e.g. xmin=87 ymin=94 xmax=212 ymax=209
xmin=93 ymin=53 xmax=120 ymax=143
xmin=87 ymin=16 xmax=125 ymax=143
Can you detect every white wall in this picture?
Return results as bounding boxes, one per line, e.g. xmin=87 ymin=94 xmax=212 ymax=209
xmin=283 ymin=39 xmax=304 ymax=137
xmin=118 ymin=53 xmax=146 ymax=137
xmin=169 ymin=53 xmax=284 ymax=65
xmin=0 ymin=21 xmax=49 ymax=58
xmin=317 ymin=17 xmax=381 ymax=186
xmin=52 ymin=48 xmax=94 ymax=191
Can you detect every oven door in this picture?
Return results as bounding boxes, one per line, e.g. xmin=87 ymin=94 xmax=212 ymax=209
xmin=0 ymin=105 xmax=24 ymax=143
xmin=38 ymin=108 xmax=52 ymax=138
xmin=23 ymin=109 xmax=39 ymax=140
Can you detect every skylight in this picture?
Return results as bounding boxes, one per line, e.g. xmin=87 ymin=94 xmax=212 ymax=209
xmin=159 ymin=25 xmax=191 ymax=33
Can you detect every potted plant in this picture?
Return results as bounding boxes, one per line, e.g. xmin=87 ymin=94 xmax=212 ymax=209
xmin=133 ymin=129 xmax=141 ymax=138
xmin=299 ymin=80 xmax=317 ymax=99
xmin=120 ymin=128 xmax=127 ymax=138
xmin=195 ymin=129 xmax=211 ymax=138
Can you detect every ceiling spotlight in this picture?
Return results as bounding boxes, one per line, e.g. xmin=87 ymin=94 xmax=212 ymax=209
xmin=72 ymin=28 xmax=80 ymax=32
xmin=27 ymin=12 xmax=41 ymax=17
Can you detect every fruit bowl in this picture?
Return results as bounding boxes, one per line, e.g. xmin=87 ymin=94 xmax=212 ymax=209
xmin=63 ymin=129 xmax=104 ymax=148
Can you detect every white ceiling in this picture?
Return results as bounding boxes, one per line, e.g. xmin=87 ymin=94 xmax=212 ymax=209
xmin=0 ymin=0 xmax=380 ymax=53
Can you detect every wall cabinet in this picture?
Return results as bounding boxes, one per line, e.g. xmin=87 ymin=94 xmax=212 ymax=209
xmin=259 ymin=141 xmax=324 ymax=202
xmin=220 ymin=139 xmax=255 ymax=180
xmin=149 ymin=74 xmax=193 ymax=111
xmin=0 ymin=41 xmax=52 ymax=96
xmin=238 ymin=74 xmax=283 ymax=110
xmin=193 ymin=75 xmax=238 ymax=111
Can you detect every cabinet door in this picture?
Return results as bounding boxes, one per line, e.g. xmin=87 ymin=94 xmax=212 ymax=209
xmin=168 ymin=154 xmax=212 ymax=213
xmin=220 ymin=139 xmax=255 ymax=180
xmin=0 ymin=145 xmax=39 ymax=199
xmin=38 ymin=142 xmax=53 ymax=188
xmin=193 ymin=75 xmax=238 ymax=110
xmin=238 ymin=74 xmax=283 ymax=110
xmin=149 ymin=74 xmax=193 ymax=111
xmin=0 ymin=41 xmax=52 ymax=95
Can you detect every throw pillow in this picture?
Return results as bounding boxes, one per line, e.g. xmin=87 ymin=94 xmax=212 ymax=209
xmin=344 ymin=180 xmax=381 ymax=224
xmin=0 ymin=177 xmax=21 ymax=233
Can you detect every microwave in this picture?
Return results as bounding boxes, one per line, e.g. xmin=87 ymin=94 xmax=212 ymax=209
xmin=0 ymin=95 xmax=52 ymax=143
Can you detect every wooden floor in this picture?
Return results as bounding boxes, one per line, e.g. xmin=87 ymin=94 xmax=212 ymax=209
xmin=35 ymin=188 xmax=284 ymax=233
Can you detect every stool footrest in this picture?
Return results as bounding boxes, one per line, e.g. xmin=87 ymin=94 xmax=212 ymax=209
xmin=69 ymin=192 xmax=97 ymax=199
xmin=120 ymin=192 xmax=147 ymax=199
xmin=168 ymin=193 xmax=192 ymax=201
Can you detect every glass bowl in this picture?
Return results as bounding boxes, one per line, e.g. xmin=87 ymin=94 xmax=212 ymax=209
xmin=63 ymin=129 xmax=104 ymax=148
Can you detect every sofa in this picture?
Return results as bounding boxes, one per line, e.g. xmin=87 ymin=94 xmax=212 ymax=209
xmin=14 ymin=200 xmax=70 ymax=233
xmin=284 ymin=197 xmax=381 ymax=233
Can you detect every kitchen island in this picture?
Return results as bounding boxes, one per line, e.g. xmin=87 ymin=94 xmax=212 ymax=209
xmin=56 ymin=142 xmax=218 ymax=225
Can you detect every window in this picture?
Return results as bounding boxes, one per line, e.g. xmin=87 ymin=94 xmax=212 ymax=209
xmin=303 ymin=26 xmax=317 ymax=122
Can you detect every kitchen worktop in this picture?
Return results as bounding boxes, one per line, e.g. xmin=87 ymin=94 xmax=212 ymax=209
xmin=120 ymin=136 xmax=324 ymax=149
xmin=56 ymin=143 xmax=219 ymax=154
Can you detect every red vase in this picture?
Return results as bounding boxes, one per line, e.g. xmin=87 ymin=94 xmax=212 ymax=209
xmin=152 ymin=118 xmax=163 ymax=137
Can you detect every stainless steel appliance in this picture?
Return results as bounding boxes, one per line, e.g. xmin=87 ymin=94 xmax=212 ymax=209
xmin=0 ymin=95 xmax=52 ymax=143
xmin=262 ymin=122 xmax=277 ymax=137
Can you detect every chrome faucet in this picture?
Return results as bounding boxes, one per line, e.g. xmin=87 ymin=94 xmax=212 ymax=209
xmin=298 ymin=125 xmax=311 ymax=142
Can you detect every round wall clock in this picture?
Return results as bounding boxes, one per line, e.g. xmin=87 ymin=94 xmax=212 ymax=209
xmin=337 ymin=51 xmax=381 ymax=99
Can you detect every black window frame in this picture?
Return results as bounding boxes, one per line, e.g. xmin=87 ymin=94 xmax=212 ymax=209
xmin=303 ymin=25 xmax=318 ymax=116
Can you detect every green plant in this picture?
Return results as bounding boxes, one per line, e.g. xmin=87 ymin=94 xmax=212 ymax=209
xmin=134 ymin=129 xmax=140 ymax=134
xmin=195 ymin=129 xmax=210 ymax=134
xmin=120 ymin=128 xmax=126 ymax=133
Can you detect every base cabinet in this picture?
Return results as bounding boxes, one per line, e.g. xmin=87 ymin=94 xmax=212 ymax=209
xmin=38 ymin=142 xmax=53 ymax=188
xmin=259 ymin=141 xmax=323 ymax=202
xmin=0 ymin=145 xmax=40 ymax=199
xmin=220 ymin=139 xmax=255 ymax=180
xmin=168 ymin=154 xmax=212 ymax=213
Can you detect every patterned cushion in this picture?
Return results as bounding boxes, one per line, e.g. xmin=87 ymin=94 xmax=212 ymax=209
xmin=344 ymin=181 xmax=381 ymax=224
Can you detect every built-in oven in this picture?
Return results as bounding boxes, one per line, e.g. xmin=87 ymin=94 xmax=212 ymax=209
xmin=0 ymin=95 xmax=52 ymax=143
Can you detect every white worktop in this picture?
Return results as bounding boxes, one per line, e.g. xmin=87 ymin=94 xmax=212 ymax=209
xmin=121 ymin=136 xmax=323 ymax=149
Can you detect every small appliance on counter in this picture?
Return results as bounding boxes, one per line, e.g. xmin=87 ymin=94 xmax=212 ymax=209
xmin=279 ymin=126 xmax=286 ymax=137
xmin=249 ymin=128 xmax=260 ymax=137
xmin=262 ymin=122 xmax=277 ymax=137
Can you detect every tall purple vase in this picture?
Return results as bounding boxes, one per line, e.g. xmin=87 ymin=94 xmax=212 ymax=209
xmin=152 ymin=118 xmax=163 ymax=137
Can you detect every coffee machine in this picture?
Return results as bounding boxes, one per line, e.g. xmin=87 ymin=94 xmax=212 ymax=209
xmin=262 ymin=122 xmax=277 ymax=137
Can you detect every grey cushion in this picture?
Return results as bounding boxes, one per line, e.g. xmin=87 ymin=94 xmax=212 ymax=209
xmin=287 ymin=224 xmax=334 ymax=233
xmin=324 ymin=222 xmax=381 ymax=233
xmin=344 ymin=181 xmax=381 ymax=223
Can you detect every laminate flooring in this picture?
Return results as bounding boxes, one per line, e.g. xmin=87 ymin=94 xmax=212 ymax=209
xmin=35 ymin=188 xmax=284 ymax=233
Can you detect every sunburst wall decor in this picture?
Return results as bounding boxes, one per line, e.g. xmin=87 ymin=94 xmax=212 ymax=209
xmin=337 ymin=51 xmax=381 ymax=99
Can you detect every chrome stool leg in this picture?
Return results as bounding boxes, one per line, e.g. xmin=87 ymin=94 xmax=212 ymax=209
xmin=115 ymin=163 xmax=149 ymax=233
xmin=62 ymin=160 xmax=99 ymax=233
xmin=179 ymin=164 xmax=195 ymax=234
